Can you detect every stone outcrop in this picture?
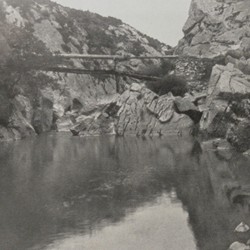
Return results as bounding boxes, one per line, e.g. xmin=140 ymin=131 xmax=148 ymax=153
xmin=199 ymin=63 xmax=250 ymax=150
xmin=176 ymin=0 xmax=250 ymax=59
xmin=176 ymin=0 xmax=250 ymax=151
xmin=115 ymin=84 xmax=194 ymax=136
xmin=69 ymin=83 xmax=194 ymax=137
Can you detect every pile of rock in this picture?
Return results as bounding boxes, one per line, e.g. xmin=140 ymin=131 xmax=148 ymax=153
xmin=68 ymin=83 xmax=197 ymax=137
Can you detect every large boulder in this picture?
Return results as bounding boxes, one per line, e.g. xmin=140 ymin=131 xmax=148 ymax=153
xmin=206 ymin=64 xmax=250 ymax=100
xmin=174 ymin=95 xmax=203 ymax=123
xmin=115 ymin=83 xmax=194 ymax=136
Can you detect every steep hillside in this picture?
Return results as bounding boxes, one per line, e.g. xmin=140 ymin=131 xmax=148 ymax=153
xmin=0 ymin=0 xmax=171 ymax=140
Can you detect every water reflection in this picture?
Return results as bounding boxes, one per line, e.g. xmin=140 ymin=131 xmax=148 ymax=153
xmin=0 ymin=133 xmax=249 ymax=250
xmin=44 ymin=194 xmax=196 ymax=250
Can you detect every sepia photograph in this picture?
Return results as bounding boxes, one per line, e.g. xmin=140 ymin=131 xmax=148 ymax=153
xmin=0 ymin=0 xmax=250 ymax=249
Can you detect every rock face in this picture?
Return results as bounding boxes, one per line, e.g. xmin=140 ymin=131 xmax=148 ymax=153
xmin=176 ymin=0 xmax=250 ymax=59
xmin=69 ymin=83 xmax=194 ymax=137
xmin=115 ymin=83 xmax=194 ymax=136
xmin=176 ymin=0 xmax=250 ymax=151
xmin=199 ymin=63 xmax=250 ymax=150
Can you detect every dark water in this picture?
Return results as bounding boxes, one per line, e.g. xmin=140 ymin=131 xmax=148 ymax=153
xmin=0 ymin=133 xmax=250 ymax=250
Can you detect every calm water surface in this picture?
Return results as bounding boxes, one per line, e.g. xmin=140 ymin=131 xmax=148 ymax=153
xmin=0 ymin=133 xmax=250 ymax=250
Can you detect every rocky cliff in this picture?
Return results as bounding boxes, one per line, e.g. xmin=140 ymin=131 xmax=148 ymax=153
xmin=176 ymin=0 xmax=250 ymax=61
xmin=174 ymin=0 xmax=250 ymax=153
xmin=0 ymin=0 xmax=171 ymax=141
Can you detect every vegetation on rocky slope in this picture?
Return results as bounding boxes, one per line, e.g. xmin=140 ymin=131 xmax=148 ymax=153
xmin=0 ymin=0 xmax=173 ymax=140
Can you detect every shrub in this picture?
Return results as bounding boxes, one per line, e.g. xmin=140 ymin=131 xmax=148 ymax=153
xmin=127 ymin=41 xmax=146 ymax=56
xmin=61 ymin=44 xmax=72 ymax=53
xmin=87 ymin=27 xmax=115 ymax=53
xmin=146 ymin=75 xmax=188 ymax=97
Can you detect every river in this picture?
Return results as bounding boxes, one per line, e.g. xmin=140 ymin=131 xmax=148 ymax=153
xmin=0 ymin=133 xmax=250 ymax=250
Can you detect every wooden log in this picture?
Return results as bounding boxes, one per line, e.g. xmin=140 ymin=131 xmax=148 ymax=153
xmin=55 ymin=54 xmax=180 ymax=61
xmin=44 ymin=67 xmax=161 ymax=81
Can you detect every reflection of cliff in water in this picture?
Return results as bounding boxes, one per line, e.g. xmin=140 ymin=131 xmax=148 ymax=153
xmin=175 ymin=142 xmax=250 ymax=250
xmin=0 ymin=134 xmax=250 ymax=249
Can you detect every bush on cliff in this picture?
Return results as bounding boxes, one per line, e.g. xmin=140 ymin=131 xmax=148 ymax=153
xmin=127 ymin=41 xmax=147 ymax=56
xmin=146 ymin=75 xmax=188 ymax=97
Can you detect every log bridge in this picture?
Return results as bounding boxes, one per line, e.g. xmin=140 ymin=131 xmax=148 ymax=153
xmin=46 ymin=53 xmax=180 ymax=81
xmin=43 ymin=53 xmax=183 ymax=92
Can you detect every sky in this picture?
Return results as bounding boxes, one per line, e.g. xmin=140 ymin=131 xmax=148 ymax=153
xmin=52 ymin=0 xmax=191 ymax=46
